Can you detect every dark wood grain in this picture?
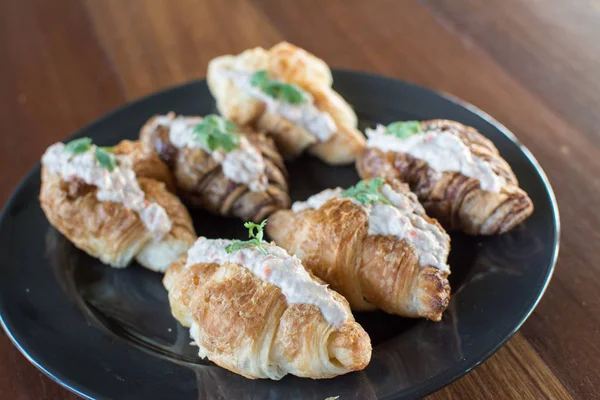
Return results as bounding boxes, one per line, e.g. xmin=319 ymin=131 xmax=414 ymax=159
xmin=0 ymin=0 xmax=126 ymax=206
xmin=421 ymin=0 xmax=600 ymax=146
xmin=0 ymin=0 xmax=597 ymax=399
xmin=0 ymin=0 xmax=121 ymax=398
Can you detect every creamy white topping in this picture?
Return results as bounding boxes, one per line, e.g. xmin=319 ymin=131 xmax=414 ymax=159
xmin=291 ymin=184 xmax=450 ymax=271
xmin=42 ymin=143 xmax=172 ymax=238
xmin=152 ymin=114 xmax=268 ymax=192
xmin=291 ymin=188 xmax=343 ymax=212
xmin=222 ymin=69 xmax=336 ymax=142
xmin=373 ymin=185 xmax=449 ymax=270
xmin=185 ymin=237 xmax=348 ymax=327
xmin=365 ymin=124 xmax=504 ymax=192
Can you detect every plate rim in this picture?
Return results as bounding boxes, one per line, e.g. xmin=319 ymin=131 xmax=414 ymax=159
xmin=0 ymin=69 xmax=560 ymax=400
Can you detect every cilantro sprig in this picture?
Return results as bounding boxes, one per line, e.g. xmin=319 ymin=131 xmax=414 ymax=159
xmin=225 ymin=220 xmax=268 ymax=255
xmin=385 ymin=121 xmax=422 ymax=138
xmin=65 ymin=138 xmax=117 ymax=172
xmin=250 ymin=70 xmax=307 ymax=104
xmin=342 ymin=178 xmax=391 ymax=206
xmin=192 ymin=115 xmax=240 ymax=153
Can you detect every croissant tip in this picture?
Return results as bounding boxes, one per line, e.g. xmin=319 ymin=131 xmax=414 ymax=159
xmin=265 ymin=209 xmax=292 ymax=235
xmin=477 ymin=190 xmax=535 ymax=235
xmin=499 ymin=198 xmax=534 ymax=235
xmin=417 ymin=267 xmax=451 ymax=321
xmin=327 ymin=325 xmax=372 ymax=372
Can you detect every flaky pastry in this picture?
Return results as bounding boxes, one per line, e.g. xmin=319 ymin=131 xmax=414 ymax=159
xmin=140 ymin=113 xmax=290 ymax=223
xmin=357 ymin=120 xmax=534 ymax=235
xmin=40 ymin=139 xmax=196 ymax=272
xmin=207 ymin=42 xmax=365 ymax=164
xmin=164 ymin=230 xmax=371 ymax=379
xmin=267 ymin=178 xmax=451 ymax=321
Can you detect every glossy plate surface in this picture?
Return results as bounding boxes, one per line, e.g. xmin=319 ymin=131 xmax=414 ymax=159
xmin=0 ymin=70 xmax=559 ymax=400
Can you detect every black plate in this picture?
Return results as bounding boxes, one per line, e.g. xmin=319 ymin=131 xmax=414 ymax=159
xmin=0 ymin=70 xmax=559 ymax=400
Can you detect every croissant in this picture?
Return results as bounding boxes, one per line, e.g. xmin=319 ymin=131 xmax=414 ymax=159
xmin=140 ymin=113 xmax=290 ymax=223
xmin=207 ymin=41 xmax=365 ymax=164
xmin=356 ymin=120 xmax=534 ymax=235
xmin=163 ymin=233 xmax=372 ymax=379
xmin=267 ymin=178 xmax=451 ymax=321
xmin=39 ymin=139 xmax=196 ymax=272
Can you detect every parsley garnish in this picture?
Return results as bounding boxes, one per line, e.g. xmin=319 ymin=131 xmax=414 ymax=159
xmin=250 ymin=70 xmax=307 ymax=104
xmin=225 ymin=220 xmax=268 ymax=255
xmin=94 ymin=147 xmax=117 ymax=172
xmin=250 ymin=70 xmax=269 ymax=87
xmin=65 ymin=137 xmax=92 ymax=154
xmin=65 ymin=138 xmax=117 ymax=172
xmin=192 ymin=115 xmax=240 ymax=153
xmin=385 ymin=121 xmax=422 ymax=138
xmin=342 ymin=178 xmax=391 ymax=205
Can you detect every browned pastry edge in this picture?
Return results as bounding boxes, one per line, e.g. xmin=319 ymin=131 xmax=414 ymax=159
xmin=267 ymin=179 xmax=451 ymax=321
xmin=140 ymin=115 xmax=291 ymax=223
xmin=356 ymin=119 xmax=534 ymax=235
xmin=39 ymin=140 xmax=196 ymax=270
xmin=163 ymin=256 xmax=372 ymax=379
xmin=207 ymin=42 xmax=366 ymax=165
xmin=112 ymin=140 xmax=176 ymax=192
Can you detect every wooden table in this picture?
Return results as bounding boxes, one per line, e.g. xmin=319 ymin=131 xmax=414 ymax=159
xmin=0 ymin=1 xmax=597 ymax=398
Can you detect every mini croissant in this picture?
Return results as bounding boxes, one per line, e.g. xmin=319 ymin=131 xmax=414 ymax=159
xmin=140 ymin=113 xmax=290 ymax=223
xmin=267 ymin=178 xmax=451 ymax=321
xmin=39 ymin=139 xmax=196 ymax=272
xmin=163 ymin=233 xmax=372 ymax=380
xmin=357 ymin=120 xmax=534 ymax=235
xmin=207 ymin=42 xmax=365 ymax=164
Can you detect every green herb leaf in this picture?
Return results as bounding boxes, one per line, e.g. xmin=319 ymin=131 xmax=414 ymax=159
xmin=95 ymin=147 xmax=117 ymax=172
xmin=280 ymin=83 xmax=306 ymax=104
xmin=98 ymin=145 xmax=115 ymax=152
xmin=225 ymin=219 xmax=268 ymax=255
xmin=65 ymin=137 xmax=92 ymax=154
xmin=192 ymin=115 xmax=240 ymax=153
xmin=224 ymin=240 xmax=256 ymax=254
xmin=245 ymin=220 xmax=267 ymax=241
xmin=263 ymin=82 xmax=306 ymax=104
xmin=342 ymin=178 xmax=391 ymax=206
xmin=250 ymin=70 xmax=307 ymax=104
xmin=250 ymin=70 xmax=269 ymax=87
xmin=385 ymin=121 xmax=422 ymax=138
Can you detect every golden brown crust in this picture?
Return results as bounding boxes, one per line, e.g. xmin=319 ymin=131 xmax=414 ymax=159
xmin=112 ymin=140 xmax=176 ymax=192
xmin=255 ymin=111 xmax=317 ymax=158
xmin=207 ymin=42 xmax=365 ymax=164
xmin=267 ymin=42 xmax=333 ymax=89
xmin=140 ymin=115 xmax=291 ymax=223
xmin=266 ymin=179 xmax=451 ymax=321
xmin=356 ymin=120 xmax=534 ymax=235
xmin=39 ymin=140 xmax=196 ymax=271
xmin=163 ymin=256 xmax=371 ymax=380
xmin=306 ymin=87 xmax=365 ymax=163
